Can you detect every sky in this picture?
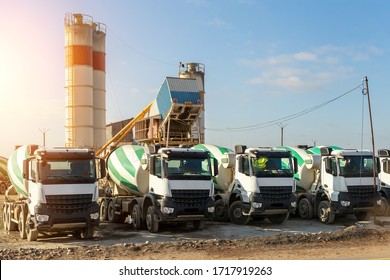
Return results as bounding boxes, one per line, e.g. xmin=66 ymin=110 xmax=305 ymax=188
xmin=1 ymin=0 xmax=389 ymax=158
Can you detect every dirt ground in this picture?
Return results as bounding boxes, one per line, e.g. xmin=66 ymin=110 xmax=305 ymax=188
xmin=1 ymin=194 xmax=390 ymax=260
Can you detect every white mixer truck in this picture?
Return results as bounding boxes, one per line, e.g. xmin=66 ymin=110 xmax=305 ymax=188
xmin=3 ymin=144 xmax=105 ymax=241
xmin=100 ymin=144 xmax=215 ymax=233
xmin=193 ymin=144 xmax=297 ymax=225
xmin=377 ymin=149 xmax=390 ymax=216
xmin=278 ymin=145 xmax=381 ymax=223
xmin=0 ymin=156 xmax=10 ymax=194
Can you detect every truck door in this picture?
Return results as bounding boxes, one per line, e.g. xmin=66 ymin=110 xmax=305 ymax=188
xmin=235 ymin=156 xmax=253 ymax=194
xmin=322 ymin=157 xmax=341 ymax=199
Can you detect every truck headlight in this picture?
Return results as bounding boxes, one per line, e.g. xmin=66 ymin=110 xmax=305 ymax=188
xmin=90 ymin=212 xmax=99 ymax=220
xmin=36 ymin=214 xmax=49 ymax=222
xmin=291 ymin=201 xmax=297 ymax=208
xmin=162 ymin=207 xmax=174 ymax=214
xmin=252 ymin=202 xmax=262 ymax=208
xmin=208 ymin=206 xmax=215 ymax=213
xmin=340 ymin=200 xmax=350 ymax=207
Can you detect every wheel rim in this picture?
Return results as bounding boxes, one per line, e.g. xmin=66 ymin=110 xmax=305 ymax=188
xmin=100 ymin=200 xmax=107 ymax=222
xmin=376 ymin=197 xmax=388 ymax=216
xmin=132 ymin=206 xmax=140 ymax=229
xmin=107 ymin=201 xmax=115 ymax=221
xmin=3 ymin=205 xmax=8 ymax=231
xmin=299 ymin=202 xmax=308 ymax=217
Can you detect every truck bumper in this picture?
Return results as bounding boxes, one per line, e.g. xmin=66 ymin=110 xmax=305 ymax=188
xmin=32 ymin=202 xmax=100 ymax=232
xmin=332 ymin=191 xmax=381 ymax=214
xmin=156 ymin=196 xmax=215 ymax=222
xmin=244 ymin=192 xmax=297 ymax=216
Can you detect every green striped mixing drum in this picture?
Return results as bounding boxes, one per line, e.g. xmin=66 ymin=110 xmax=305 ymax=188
xmin=193 ymin=144 xmax=233 ymax=193
xmin=107 ymin=145 xmax=149 ymax=196
xmin=7 ymin=145 xmax=41 ymax=198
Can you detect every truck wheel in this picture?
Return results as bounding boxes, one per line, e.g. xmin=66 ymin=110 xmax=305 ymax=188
xmin=3 ymin=204 xmax=9 ymax=231
xmin=18 ymin=207 xmax=27 ymax=239
xmin=268 ymin=213 xmax=289 ymax=224
xmin=228 ymin=201 xmax=250 ymax=225
xmin=0 ymin=182 xmax=6 ymax=194
xmin=213 ymin=200 xmax=229 ymax=222
xmin=193 ymin=220 xmax=205 ymax=230
xmin=298 ymin=198 xmax=314 ymax=219
xmin=7 ymin=205 xmax=17 ymax=231
xmin=132 ymin=204 xmax=142 ymax=230
xmin=107 ymin=200 xmax=119 ymax=223
xmin=375 ymin=196 xmax=388 ymax=216
xmin=81 ymin=226 xmax=95 ymax=239
xmin=100 ymin=199 xmax=108 ymax=222
xmin=318 ymin=200 xmax=335 ymax=224
xmin=146 ymin=206 xmax=159 ymax=233
xmin=355 ymin=211 xmax=370 ymax=221
xmin=26 ymin=214 xmax=38 ymax=241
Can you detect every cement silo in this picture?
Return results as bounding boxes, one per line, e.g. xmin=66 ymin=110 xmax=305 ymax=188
xmin=92 ymin=21 xmax=107 ymax=149
xmin=64 ymin=13 xmax=106 ymax=150
xmin=178 ymin=62 xmax=205 ymax=143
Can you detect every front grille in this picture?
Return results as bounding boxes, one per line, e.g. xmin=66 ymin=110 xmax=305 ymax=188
xmin=171 ymin=189 xmax=210 ymax=208
xmin=45 ymin=194 xmax=93 ymax=214
xmin=347 ymin=185 xmax=376 ymax=203
xmin=259 ymin=186 xmax=293 ymax=202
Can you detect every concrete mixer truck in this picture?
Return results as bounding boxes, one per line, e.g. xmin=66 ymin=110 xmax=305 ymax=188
xmin=3 ymin=145 xmax=105 ymax=241
xmin=377 ymin=149 xmax=390 ymax=216
xmin=193 ymin=144 xmax=297 ymax=225
xmin=278 ymin=145 xmax=381 ymax=223
xmin=0 ymin=156 xmax=10 ymax=194
xmin=100 ymin=144 xmax=215 ymax=233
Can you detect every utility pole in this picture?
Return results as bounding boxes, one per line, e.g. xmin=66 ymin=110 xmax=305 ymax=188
xmin=39 ymin=129 xmax=50 ymax=147
xmin=363 ymin=76 xmax=377 ymax=222
xmin=278 ymin=123 xmax=287 ymax=146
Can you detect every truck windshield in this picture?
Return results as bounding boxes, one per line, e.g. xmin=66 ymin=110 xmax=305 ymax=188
xmin=339 ymin=156 xmax=374 ymax=177
xmin=165 ymin=157 xmax=212 ymax=180
xmin=251 ymin=156 xmax=293 ymax=178
xmin=39 ymin=159 xmax=96 ymax=184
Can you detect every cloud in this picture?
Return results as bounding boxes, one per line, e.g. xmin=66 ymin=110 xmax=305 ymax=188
xmin=208 ymin=18 xmax=228 ymax=29
xmin=240 ymin=45 xmax=379 ymax=93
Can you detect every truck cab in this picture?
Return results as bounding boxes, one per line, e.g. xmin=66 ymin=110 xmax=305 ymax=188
xmin=377 ymin=149 xmax=390 ymax=216
xmin=136 ymin=146 xmax=215 ymax=232
xmin=223 ymin=145 xmax=297 ymax=225
xmin=22 ymin=146 xmax=105 ymax=240
xmin=310 ymin=147 xmax=381 ymax=223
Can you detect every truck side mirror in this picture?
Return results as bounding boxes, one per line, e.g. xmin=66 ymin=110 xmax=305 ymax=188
xmin=324 ymin=158 xmax=332 ymax=174
xmin=293 ymin=157 xmax=298 ymax=173
xmin=213 ymin=158 xmax=219 ymax=176
xmin=22 ymin=159 xmax=29 ymax=179
xmin=99 ymin=158 xmax=106 ymax=178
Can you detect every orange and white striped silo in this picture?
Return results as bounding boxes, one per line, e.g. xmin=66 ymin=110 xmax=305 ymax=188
xmin=92 ymin=22 xmax=107 ymax=149
xmin=64 ymin=13 xmax=107 ymax=150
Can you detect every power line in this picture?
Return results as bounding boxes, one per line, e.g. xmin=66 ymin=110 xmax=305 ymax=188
xmin=206 ymin=84 xmax=362 ymax=132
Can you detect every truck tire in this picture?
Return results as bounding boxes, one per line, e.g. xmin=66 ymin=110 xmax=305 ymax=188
xmin=193 ymin=220 xmax=205 ymax=230
xmin=228 ymin=201 xmax=250 ymax=225
xmin=375 ymin=196 xmax=388 ymax=216
xmin=298 ymin=198 xmax=314 ymax=219
xmin=107 ymin=200 xmax=120 ymax=223
xmin=7 ymin=205 xmax=18 ymax=231
xmin=81 ymin=226 xmax=95 ymax=239
xmin=268 ymin=213 xmax=289 ymax=224
xmin=18 ymin=207 xmax=27 ymax=239
xmin=213 ymin=199 xmax=229 ymax=222
xmin=0 ymin=182 xmax=6 ymax=194
xmin=131 ymin=204 xmax=142 ymax=230
xmin=318 ymin=200 xmax=335 ymax=224
xmin=146 ymin=206 xmax=159 ymax=233
xmin=355 ymin=211 xmax=370 ymax=221
xmin=100 ymin=199 xmax=108 ymax=222
xmin=3 ymin=204 xmax=9 ymax=231
xmin=26 ymin=214 xmax=38 ymax=241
